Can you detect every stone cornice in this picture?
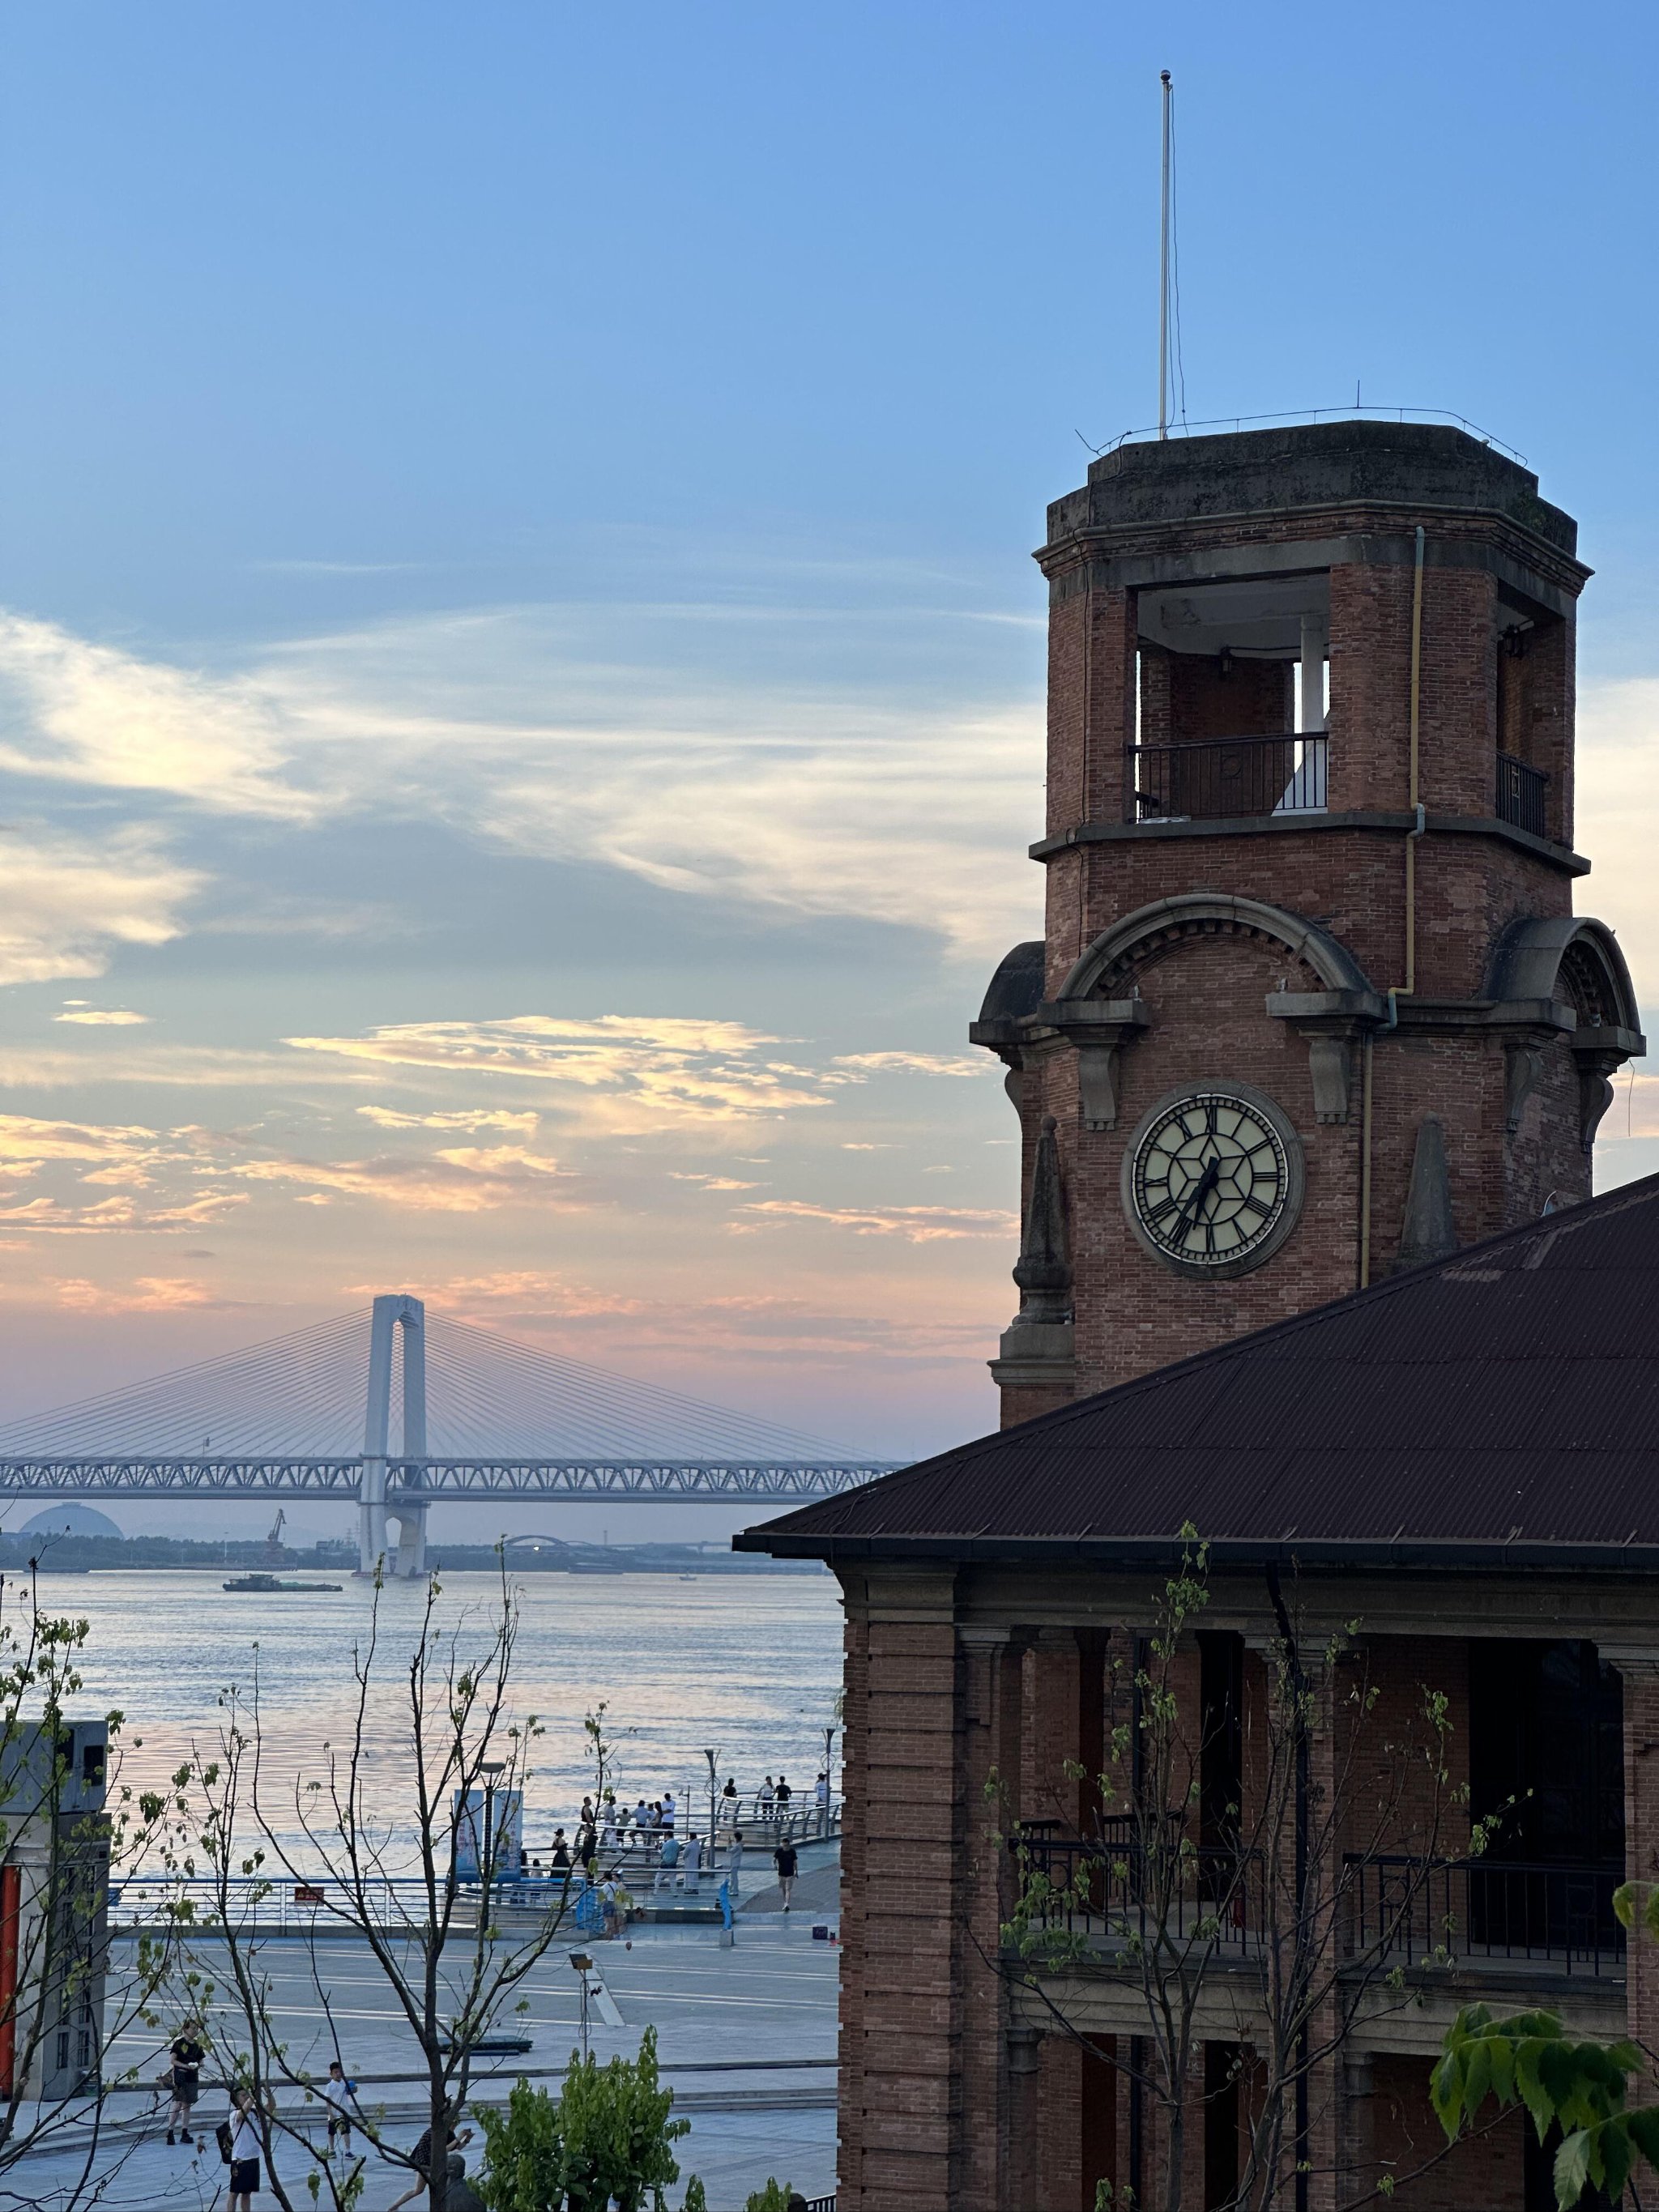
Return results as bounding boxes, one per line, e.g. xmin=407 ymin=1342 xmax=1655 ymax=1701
xmin=1028 ymin=808 xmax=1592 ymax=878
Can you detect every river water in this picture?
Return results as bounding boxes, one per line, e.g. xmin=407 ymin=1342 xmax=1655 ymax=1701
xmin=21 ymin=1567 xmax=844 ymax=1865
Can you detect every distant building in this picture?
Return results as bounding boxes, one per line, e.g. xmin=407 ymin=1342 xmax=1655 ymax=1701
xmin=0 ymin=1718 xmax=109 ymax=2101
xmin=19 ymin=1506 xmax=123 ymax=1542
xmin=742 ymin=423 xmax=1652 ymax=2212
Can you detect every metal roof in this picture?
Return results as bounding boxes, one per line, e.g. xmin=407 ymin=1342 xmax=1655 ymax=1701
xmin=738 ymin=1174 xmax=1659 ymax=1572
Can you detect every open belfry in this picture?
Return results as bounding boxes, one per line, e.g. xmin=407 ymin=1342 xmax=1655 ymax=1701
xmin=744 ymin=416 xmax=1659 ymax=2212
xmin=972 ymin=421 xmax=1643 ymax=1421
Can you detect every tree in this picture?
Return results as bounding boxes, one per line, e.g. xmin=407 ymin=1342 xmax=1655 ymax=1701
xmin=473 ymin=2025 xmax=702 ymax=2211
xmin=992 ymin=1532 xmax=1478 ymax=2211
xmin=1431 ymin=1881 xmax=1659 ymax=2209
xmin=0 ymin=1562 xmax=184 ymax=2209
xmin=160 ymin=1558 xmax=594 ymax=2212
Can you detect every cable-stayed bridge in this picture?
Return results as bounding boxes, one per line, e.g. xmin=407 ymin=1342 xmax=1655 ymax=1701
xmin=0 ymin=1295 xmax=894 ymax=1574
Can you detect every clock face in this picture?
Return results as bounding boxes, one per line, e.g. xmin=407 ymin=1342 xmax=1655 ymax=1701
xmin=1121 ymin=1085 xmax=1304 ymax=1279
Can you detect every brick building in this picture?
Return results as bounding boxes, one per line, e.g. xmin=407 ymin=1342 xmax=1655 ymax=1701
xmin=746 ymin=1180 xmax=1659 ymax=2210
xmin=740 ymin=424 xmax=1657 ymax=2210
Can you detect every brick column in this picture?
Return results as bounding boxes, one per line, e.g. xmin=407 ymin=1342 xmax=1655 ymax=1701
xmin=835 ymin=1566 xmax=963 ymax=2212
xmin=1610 ymin=1652 xmax=1659 ymax=2091
xmin=959 ymin=1626 xmax=1030 ymax=2212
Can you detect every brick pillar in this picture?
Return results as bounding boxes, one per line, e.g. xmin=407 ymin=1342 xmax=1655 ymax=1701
xmin=960 ymin=1627 xmax=1030 ymax=2212
xmin=835 ymin=1566 xmax=963 ymax=2212
xmin=1612 ymin=1653 xmax=1659 ymax=2092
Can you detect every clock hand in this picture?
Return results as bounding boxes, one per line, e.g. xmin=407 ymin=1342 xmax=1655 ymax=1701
xmin=1171 ymin=1157 xmax=1222 ymax=1240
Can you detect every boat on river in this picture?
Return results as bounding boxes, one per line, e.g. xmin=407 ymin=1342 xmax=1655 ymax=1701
xmin=221 ymin=1572 xmax=344 ymax=1593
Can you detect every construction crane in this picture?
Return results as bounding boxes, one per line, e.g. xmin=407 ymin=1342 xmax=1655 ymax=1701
xmin=264 ymin=1507 xmax=286 ymax=1562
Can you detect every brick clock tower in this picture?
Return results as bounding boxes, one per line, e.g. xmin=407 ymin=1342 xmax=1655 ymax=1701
xmin=971 ymin=420 xmax=1645 ymax=1426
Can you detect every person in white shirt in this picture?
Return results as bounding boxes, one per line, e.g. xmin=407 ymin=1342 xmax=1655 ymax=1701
xmin=727 ymin=1829 xmax=745 ymax=1898
xmin=758 ymin=1776 xmax=776 ymax=1822
xmin=681 ymin=1832 xmax=703 ymax=1895
xmin=321 ymin=2060 xmax=354 ymax=2156
xmin=815 ymin=1771 xmax=830 ymax=1809
xmin=661 ymin=1790 xmax=676 ymax=1835
xmin=228 ymin=2086 xmax=266 ymax=2212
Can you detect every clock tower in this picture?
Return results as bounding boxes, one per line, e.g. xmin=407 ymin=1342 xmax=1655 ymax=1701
xmin=971 ymin=420 xmax=1644 ymax=1426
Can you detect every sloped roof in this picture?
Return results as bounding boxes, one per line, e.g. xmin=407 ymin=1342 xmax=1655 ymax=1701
xmin=738 ymin=1173 xmax=1659 ymax=1572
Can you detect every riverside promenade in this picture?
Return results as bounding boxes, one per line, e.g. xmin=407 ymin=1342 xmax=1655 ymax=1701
xmin=10 ymin=1838 xmax=842 ymax=2210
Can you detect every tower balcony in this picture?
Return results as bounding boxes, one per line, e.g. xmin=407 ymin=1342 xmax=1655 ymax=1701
xmin=1126 ymin=731 xmax=1328 ymax=823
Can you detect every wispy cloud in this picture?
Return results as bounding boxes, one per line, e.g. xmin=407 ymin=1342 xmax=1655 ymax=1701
xmin=832 ymin=1051 xmax=983 ymax=1076
xmin=287 ymin=1015 xmax=839 ymax=1128
xmin=0 ymin=614 xmax=313 ymax=818
xmin=739 ymin=1197 xmax=1017 ymax=1242
xmin=231 ymin=1144 xmax=579 ymax=1213
xmin=53 ymin=1008 xmax=150 ymax=1026
xmin=356 ymin=1104 xmax=541 ymax=1135
xmin=0 ymin=824 xmax=201 ymax=986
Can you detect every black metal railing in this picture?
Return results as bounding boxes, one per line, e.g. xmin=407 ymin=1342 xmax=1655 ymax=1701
xmin=1496 ymin=752 xmax=1549 ymax=838
xmin=1015 ymin=1820 xmax=1263 ymax=1954
xmin=1127 ymin=733 xmax=1328 ymax=822
xmin=1346 ymin=1855 xmax=1624 ymax=1979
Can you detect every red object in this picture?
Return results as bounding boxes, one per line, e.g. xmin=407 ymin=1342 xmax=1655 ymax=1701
xmin=293 ymin=1884 xmax=325 ymax=1906
xmin=0 ymin=1862 xmax=20 ymax=2098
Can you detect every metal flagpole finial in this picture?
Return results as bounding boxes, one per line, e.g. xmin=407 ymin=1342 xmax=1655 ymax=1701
xmin=1158 ymin=70 xmax=1173 ymax=441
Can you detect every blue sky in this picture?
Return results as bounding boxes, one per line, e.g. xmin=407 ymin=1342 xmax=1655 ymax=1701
xmin=0 ymin=3 xmax=1655 ymax=1530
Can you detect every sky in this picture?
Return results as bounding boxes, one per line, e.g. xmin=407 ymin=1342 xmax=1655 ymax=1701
xmin=0 ymin=2 xmax=1657 ymax=1536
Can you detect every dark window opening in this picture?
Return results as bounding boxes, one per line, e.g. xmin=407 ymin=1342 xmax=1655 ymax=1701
xmin=1525 ymin=2120 xmax=1611 ymax=2212
xmin=1204 ymin=2042 xmax=1240 ymax=2210
xmin=1198 ymin=1631 xmax=1243 ymax=1857
xmin=79 ymin=1741 xmax=105 ymax=1789
xmin=1469 ymin=1641 xmax=1623 ymax=1867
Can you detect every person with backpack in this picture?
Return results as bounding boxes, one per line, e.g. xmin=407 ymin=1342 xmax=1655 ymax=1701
xmin=387 ymin=2119 xmax=473 ymax=2212
xmin=224 ymin=2086 xmax=269 ymax=2211
xmin=320 ymin=2058 xmax=356 ymax=2157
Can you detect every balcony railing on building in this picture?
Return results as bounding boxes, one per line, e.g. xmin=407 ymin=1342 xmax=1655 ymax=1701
xmin=1128 ymin=733 xmax=1328 ymax=822
xmin=1346 ymin=1855 xmax=1624 ymax=1980
xmin=1496 ymin=752 xmax=1549 ymax=839
xmin=1014 ymin=1826 xmax=1623 ymax=1981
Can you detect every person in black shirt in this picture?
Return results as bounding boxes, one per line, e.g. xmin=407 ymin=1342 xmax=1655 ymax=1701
xmin=773 ymin=1840 xmax=799 ymax=1912
xmin=387 ymin=2119 xmax=472 ymax=2212
xmin=165 ymin=2018 xmax=205 ymax=2146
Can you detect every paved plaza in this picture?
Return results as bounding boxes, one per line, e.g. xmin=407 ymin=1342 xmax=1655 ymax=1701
xmin=3 ymin=1865 xmax=842 ymax=2211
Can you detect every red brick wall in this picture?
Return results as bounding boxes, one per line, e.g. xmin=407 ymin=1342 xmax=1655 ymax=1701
xmin=1371 ymin=2052 xmax=1526 ymax=2209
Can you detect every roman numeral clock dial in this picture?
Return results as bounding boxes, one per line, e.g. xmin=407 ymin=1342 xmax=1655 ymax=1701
xmin=1120 ymin=1084 xmax=1306 ymax=1281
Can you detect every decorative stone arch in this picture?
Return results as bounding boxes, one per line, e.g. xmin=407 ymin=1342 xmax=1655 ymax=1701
xmin=1043 ymin=895 xmax=1381 ymax=1129
xmin=1054 ymin=893 xmax=1375 ymax=1005
xmin=1486 ymin=915 xmax=1642 ymax=1034
xmin=1487 ymin=916 xmax=1646 ymax=1151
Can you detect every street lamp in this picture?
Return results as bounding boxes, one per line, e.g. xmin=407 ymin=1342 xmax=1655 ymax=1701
xmin=569 ymin=1951 xmax=595 ymax=2061
xmin=821 ymin=1726 xmax=836 ymax=1838
xmin=702 ymin=1748 xmax=719 ymax=1866
xmin=480 ymin=1759 xmax=507 ymax=1909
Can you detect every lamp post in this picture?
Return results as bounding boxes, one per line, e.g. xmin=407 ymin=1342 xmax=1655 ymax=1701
xmin=569 ymin=1950 xmax=595 ymax=2062
xmin=480 ymin=1759 xmax=506 ymax=1920
xmin=702 ymin=1748 xmax=719 ymax=1865
xmin=821 ymin=1725 xmax=836 ymax=1838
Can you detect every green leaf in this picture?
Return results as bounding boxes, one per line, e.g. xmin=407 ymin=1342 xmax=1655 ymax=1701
xmin=1554 ymin=2128 xmax=1593 ymax=2209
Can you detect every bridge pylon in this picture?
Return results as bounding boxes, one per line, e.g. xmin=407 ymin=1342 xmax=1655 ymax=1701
xmin=361 ymin=1294 xmax=427 ymax=1577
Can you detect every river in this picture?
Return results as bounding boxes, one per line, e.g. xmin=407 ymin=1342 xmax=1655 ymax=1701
xmin=18 ymin=1566 xmax=844 ymax=1865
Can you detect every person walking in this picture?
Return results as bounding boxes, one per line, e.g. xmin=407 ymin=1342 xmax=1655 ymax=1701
xmin=227 ymin=2086 xmax=267 ymax=2212
xmin=388 ymin=2120 xmax=473 ymax=2212
xmin=654 ymin=1832 xmax=682 ymax=1892
xmin=164 ymin=2016 xmax=205 ymax=2146
xmin=774 ymin=1838 xmax=799 ymax=1912
xmin=320 ymin=2059 xmax=355 ymax=2158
